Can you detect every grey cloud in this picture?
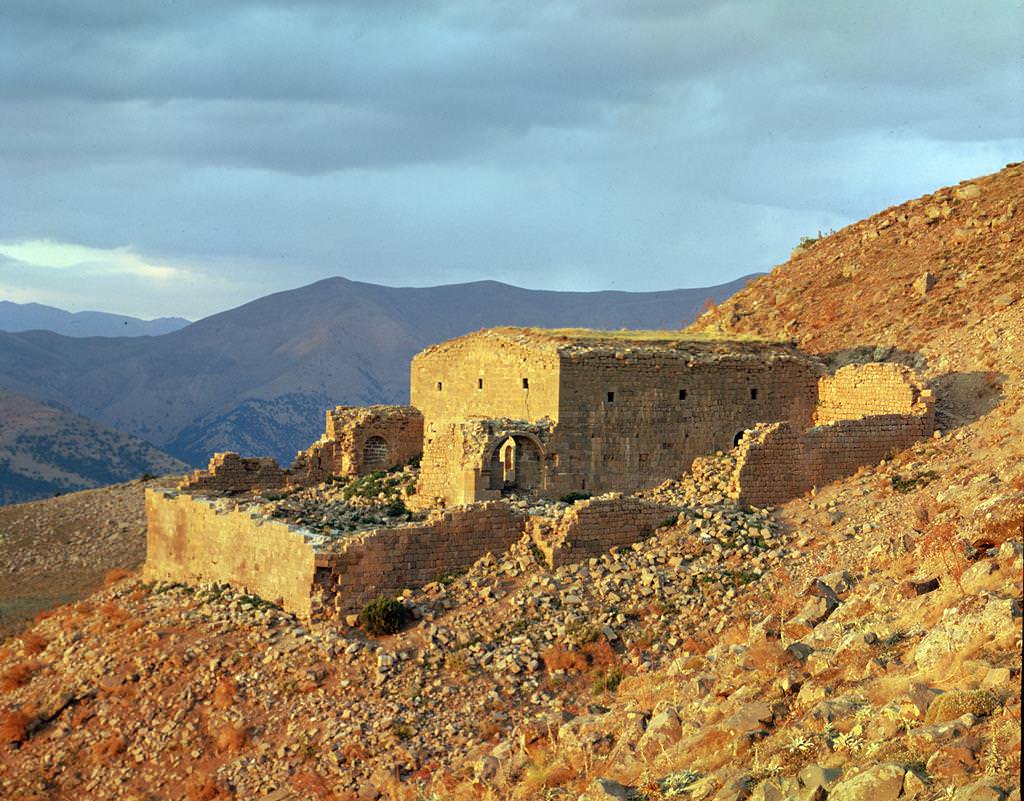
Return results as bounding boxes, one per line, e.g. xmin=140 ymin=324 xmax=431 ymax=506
xmin=0 ymin=0 xmax=1021 ymax=318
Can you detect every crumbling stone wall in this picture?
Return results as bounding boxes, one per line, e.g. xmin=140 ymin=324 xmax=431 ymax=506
xmin=552 ymin=349 xmax=821 ymax=497
xmin=531 ymin=494 xmax=678 ymax=568
xmin=731 ymin=363 xmax=935 ymax=506
xmin=312 ymin=502 xmax=527 ymax=616
xmin=145 ymin=490 xmax=527 ymax=619
xmin=815 ymin=363 xmax=932 ymax=423
xmin=179 ymin=452 xmax=289 ymax=494
xmin=144 ymin=490 xmax=316 ymax=617
xmin=414 ymin=418 xmax=553 ymax=509
xmin=291 ymin=405 xmax=423 ymax=483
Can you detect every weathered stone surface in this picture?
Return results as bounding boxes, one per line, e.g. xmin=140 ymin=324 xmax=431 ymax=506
xmin=828 ymin=763 xmax=905 ymax=801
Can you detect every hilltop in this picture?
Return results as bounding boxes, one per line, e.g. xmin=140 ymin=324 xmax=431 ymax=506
xmin=0 ymin=168 xmax=1020 ymax=801
xmin=0 ymin=389 xmax=186 ymax=504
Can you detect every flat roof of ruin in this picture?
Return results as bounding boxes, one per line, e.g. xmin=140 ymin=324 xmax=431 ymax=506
xmin=416 ymin=327 xmax=806 ymax=359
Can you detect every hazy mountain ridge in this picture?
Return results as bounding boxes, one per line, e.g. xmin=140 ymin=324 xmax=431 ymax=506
xmin=0 ymin=301 xmax=190 ymax=338
xmin=0 ymin=275 xmax=756 ymax=465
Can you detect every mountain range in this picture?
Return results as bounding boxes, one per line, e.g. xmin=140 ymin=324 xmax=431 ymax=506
xmin=0 ymin=275 xmax=755 ymax=474
xmin=0 ymin=301 xmax=190 ymax=338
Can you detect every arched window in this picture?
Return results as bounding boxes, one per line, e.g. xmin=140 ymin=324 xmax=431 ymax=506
xmin=362 ymin=436 xmax=390 ymax=470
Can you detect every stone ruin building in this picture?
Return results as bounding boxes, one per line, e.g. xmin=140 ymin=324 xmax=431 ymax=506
xmin=146 ymin=327 xmax=935 ymax=618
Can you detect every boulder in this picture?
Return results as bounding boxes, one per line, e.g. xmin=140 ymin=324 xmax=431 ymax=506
xmin=828 ymin=763 xmax=905 ymax=801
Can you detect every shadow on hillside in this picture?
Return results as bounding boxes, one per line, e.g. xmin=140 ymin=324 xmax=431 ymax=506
xmin=929 ymin=370 xmax=1006 ymax=430
xmin=821 ymin=346 xmax=1004 ymax=430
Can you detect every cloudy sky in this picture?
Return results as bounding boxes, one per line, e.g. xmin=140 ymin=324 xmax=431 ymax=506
xmin=1 ymin=1 xmax=1021 ymax=320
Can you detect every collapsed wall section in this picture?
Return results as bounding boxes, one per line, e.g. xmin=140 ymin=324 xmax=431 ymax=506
xmin=414 ymin=418 xmax=553 ymax=509
xmin=815 ymin=362 xmax=932 ymax=423
xmin=291 ymin=405 xmax=423 ymax=483
xmin=731 ymin=363 xmax=935 ymax=506
xmin=144 ymin=489 xmax=317 ymax=617
xmin=530 ymin=494 xmax=678 ymax=568
xmin=179 ymin=452 xmax=289 ymax=494
xmin=312 ymin=502 xmax=527 ymax=615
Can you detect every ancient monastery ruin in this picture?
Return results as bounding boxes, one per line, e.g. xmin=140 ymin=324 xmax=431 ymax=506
xmin=146 ymin=328 xmax=935 ymax=618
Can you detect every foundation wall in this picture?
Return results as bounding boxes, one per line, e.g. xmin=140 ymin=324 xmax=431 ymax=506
xmin=144 ymin=490 xmax=316 ymax=617
xmin=532 ymin=495 xmax=678 ymax=568
xmin=312 ymin=502 xmax=527 ymax=615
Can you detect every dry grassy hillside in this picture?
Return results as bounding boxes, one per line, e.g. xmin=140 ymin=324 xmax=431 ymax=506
xmin=0 ymin=168 xmax=1020 ymax=801
xmin=0 ymin=389 xmax=186 ymax=505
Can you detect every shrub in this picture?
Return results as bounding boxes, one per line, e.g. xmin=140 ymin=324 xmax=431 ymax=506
xmin=0 ymin=708 xmax=33 ymax=744
xmin=358 ymin=596 xmax=408 ymax=636
xmin=0 ymin=662 xmax=40 ymax=693
xmin=19 ymin=633 xmax=47 ymax=657
xmin=560 ymin=491 xmax=591 ymax=505
xmin=920 ymin=521 xmax=969 ymax=592
xmin=925 ymin=689 xmax=999 ymax=725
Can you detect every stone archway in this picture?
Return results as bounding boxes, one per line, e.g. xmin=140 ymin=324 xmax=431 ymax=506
xmin=486 ymin=434 xmax=544 ymax=494
xmin=361 ymin=435 xmax=390 ymax=472
xmin=733 ymin=430 xmax=748 ymax=447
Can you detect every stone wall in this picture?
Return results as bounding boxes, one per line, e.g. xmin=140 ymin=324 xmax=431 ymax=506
xmin=552 ymin=350 xmax=822 ymax=497
xmin=312 ymin=502 xmax=527 ymax=615
xmin=815 ymin=363 xmax=932 ymax=424
xmin=414 ymin=418 xmax=553 ymax=509
xmin=144 ymin=490 xmax=317 ymax=617
xmin=145 ymin=490 xmax=527 ymax=619
xmin=411 ymin=330 xmax=824 ymax=507
xmin=731 ymin=363 xmax=936 ymax=506
xmin=531 ymin=494 xmax=678 ymax=568
xmin=411 ymin=332 xmax=561 ymax=428
xmin=291 ymin=405 xmax=423 ymax=483
xmin=179 ymin=452 xmax=289 ymax=494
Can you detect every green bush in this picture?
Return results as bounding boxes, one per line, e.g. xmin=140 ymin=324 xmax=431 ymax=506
xmin=358 ymin=596 xmax=408 ymax=635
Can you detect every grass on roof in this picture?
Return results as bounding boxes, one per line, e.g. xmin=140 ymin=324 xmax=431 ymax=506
xmin=510 ymin=327 xmax=778 ymax=344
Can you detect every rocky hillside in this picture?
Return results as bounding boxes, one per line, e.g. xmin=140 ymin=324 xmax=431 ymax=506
xmin=0 ymin=389 xmax=186 ymax=504
xmin=0 ymin=169 xmax=1020 ymax=801
xmin=691 ymin=162 xmax=1023 ymax=426
xmin=0 ymin=275 xmax=754 ymax=466
xmin=0 ymin=475 xmax=178 ymax=636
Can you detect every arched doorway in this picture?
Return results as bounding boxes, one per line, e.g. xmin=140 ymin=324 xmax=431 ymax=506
xmin=487 ymin=435 xmax=543 ymax=494
xmin=362 ymin=435 xmax=390 ymax=471
xmin=733 ymin=430 xmax=748 ymax=447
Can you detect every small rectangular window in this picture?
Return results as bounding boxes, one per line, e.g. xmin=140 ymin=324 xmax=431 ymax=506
xmin=522 ymin=378 xmax=529 ymax=389
xmin=678 ymin=389 xmax=687 ymax=400
xmin=750 ymin=388 xmax=758 ymax=400
xmin=437 ymin=381 xmax=443 ymax=392
xmin=607 ymin=391 xmax=615 ymax=403
xmin=478 ymin=378 xmax=484 ymax=389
